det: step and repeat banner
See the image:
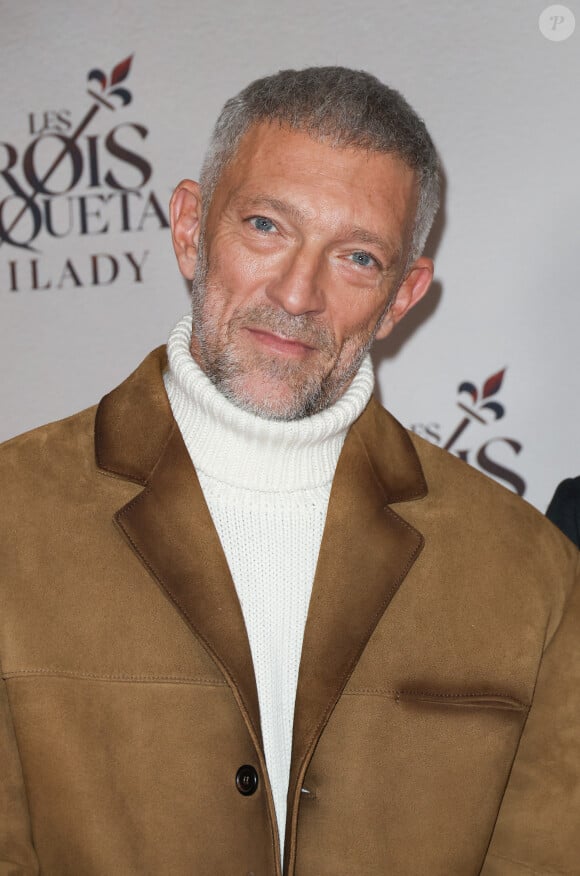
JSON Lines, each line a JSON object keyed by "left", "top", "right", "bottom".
{"left": 1, "top": 0, "right": 579, "bottom": 512}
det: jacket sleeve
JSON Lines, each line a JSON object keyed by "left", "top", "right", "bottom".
{"left": 481, "top": 550, "right": 580, "bottom": 875}
{"left": 0, "top": 675, "right": 39, "bottom": 874}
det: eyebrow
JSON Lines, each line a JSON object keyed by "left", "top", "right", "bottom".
{"left": 238, "top": 195, "right": 307, "bottom": 225}
{"left": 348, "top": 227, "right": 399, "bottom": 260}
{"left": 236, "top": 194, "right": 400, "bottom": 262}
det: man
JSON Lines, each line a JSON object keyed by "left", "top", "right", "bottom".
{"left": 1, "top": 67, "right": 579, "bottom": 875}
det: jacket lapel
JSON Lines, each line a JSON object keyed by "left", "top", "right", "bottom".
{"left": 287, "top": 397, "right": 426, "bottom": 846}
{"left": 95, "top": 348, "right": 262, "bottom": 749}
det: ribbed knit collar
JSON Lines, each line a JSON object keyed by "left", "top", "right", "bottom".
{"left": 164, "top": 314, "right": 374, "bottom": 492}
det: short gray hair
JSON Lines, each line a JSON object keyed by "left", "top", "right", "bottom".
{"left": 199, "top": 66, "right": 440, "bottom": 263}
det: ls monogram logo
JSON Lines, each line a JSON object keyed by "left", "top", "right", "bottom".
{"left": 410, "top": 368, "right": 526, "bottom": 496}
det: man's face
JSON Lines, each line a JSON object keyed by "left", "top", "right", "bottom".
{"left": 171, "top": 122, "right": 433, "bottom": 419}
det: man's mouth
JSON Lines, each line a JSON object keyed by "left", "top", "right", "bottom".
{"left": 245, "top": 327, "right": 315, "bottom": 357}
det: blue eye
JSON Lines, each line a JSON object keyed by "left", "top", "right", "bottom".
{"left": 350, "top": 251, "right": 375, "bottom": 268}
{"left": 250, "top": 216, "right": 276, "bottom": 233}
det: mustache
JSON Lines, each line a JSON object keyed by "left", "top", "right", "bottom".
{"left": 228, "top": 304, "right": 336, "bottom": 355}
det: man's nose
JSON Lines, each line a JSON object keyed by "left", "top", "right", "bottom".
{"left": 265, "top": 246, "right": 325, "bottom": 315}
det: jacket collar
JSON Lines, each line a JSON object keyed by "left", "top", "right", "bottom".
{"left": 95, "top": 347, "right": 174, "bottom": 485}
{"left": 96, "top": 348, "right": 427, "bottom": 863}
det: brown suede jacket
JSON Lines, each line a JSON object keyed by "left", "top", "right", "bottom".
{"left": 1, "top": 348, "right": 579, "bottom": 875}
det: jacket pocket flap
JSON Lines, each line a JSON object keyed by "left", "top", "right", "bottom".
{"left": 396, "top": 690, "right": 528, "bottom": 711}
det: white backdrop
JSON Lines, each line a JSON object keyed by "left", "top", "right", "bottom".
{"left": 1, "top": 0, "right": 579, "bottom": 511}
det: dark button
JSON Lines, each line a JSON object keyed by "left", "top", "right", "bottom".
{"left": 236, "top": 764, "right": 259, "bottom": 796}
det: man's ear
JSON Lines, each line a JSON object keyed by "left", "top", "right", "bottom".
{"left": 170, "top": 179, "right": 203, "bottom": 280}
{"left": 375, "top": 257, "right": 434, "bottom": 341}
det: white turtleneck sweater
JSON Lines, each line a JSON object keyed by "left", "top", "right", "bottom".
{"left": 163, "top": 314, "right": 374, "bottom": 853}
